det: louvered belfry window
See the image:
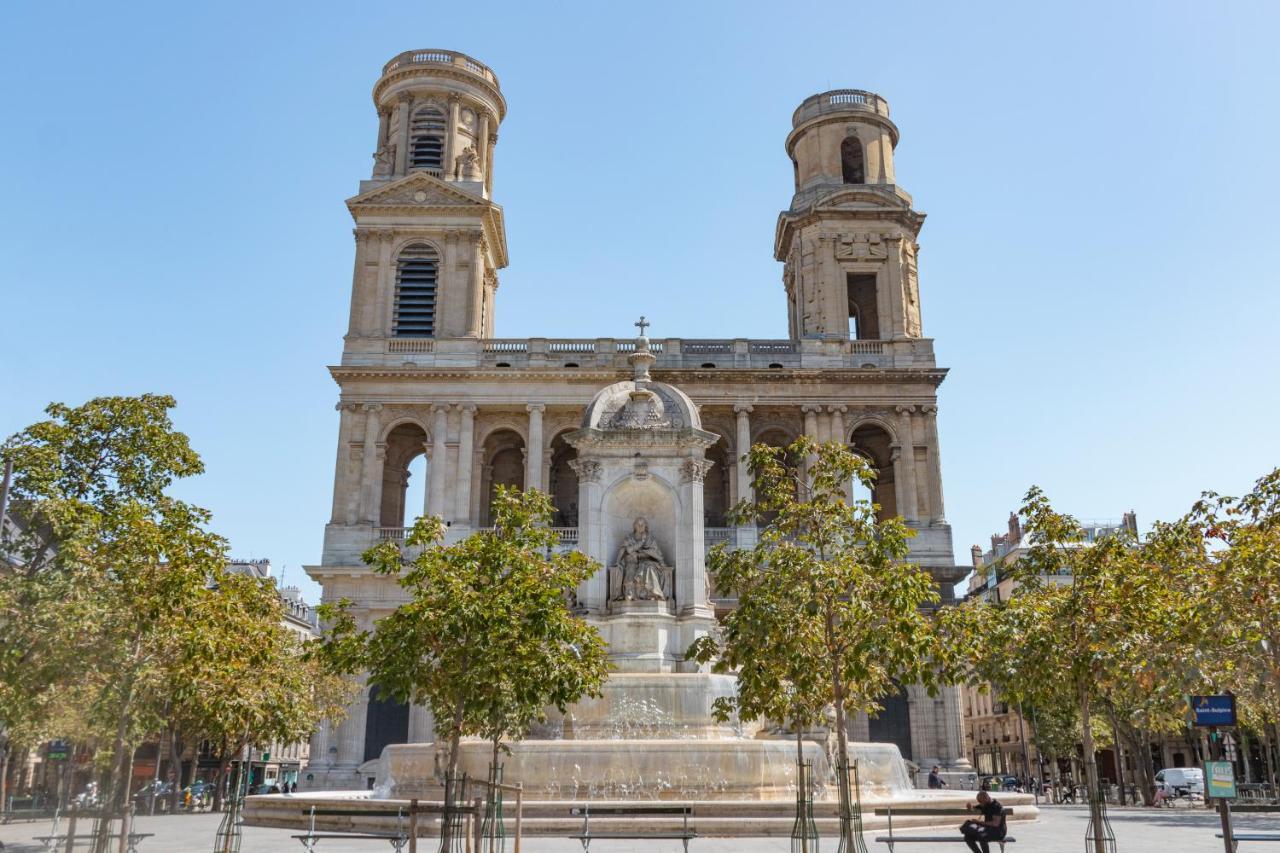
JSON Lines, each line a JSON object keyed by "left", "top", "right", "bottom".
{"left": 410, "top": 105, "right": 446, "bottom": 170}
{"left": 393, "top": 244, "right": 439, "bottom": 337}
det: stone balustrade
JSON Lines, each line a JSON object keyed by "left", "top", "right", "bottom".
{"left": 346, "top": 336, "right": 935, "bottom": 370}
{"left": 791, "top": 89, "right": 890, "bottom": 126}
{"left": 381, "top": 49, "right": 499, "bottom": 87}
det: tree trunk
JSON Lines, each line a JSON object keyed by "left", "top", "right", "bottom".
{"left": 1241, "top": 729, "right": 1254, "bottom": 784}
{"left": 0, "top": 739, "right": 10, "bottom": 815}
{"left": 1078, "top": 681, "right": 1105, "bottom": 853}
{"left": 94, "top": 669, "right": 139, "bottom": 853}
{"left": 828, "top": 633, "right": 853, "bottom": 852}
{"left": 211, "top": 755, "right": 231, "bottom": 813}
{"left": 440, "top": 700, "right": 467, "bottom": 853}
{"left": 1133, "top": 727, "right": 1155, "bottom": 806}
{"left": 167, "top": 728, "right": 183, "bottom": 813}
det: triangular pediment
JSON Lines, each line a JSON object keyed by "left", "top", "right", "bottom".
{"left": 346, "top": 171, "right": 487, "bottom": 210}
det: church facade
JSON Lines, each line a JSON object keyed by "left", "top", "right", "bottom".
{"left": 305, "top": 49, "right": 969, "bottom": 790}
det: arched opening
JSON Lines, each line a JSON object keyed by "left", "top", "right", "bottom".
{"left": 850, "top": 423, "right": 897, "bottom": 520}
{"left": 548, "top": 432, "right": 578, "bottom": 526}
{"left": 847, "top": 273, "right": 878, "bottom": 340}
{"left": 379, "top": 423, "right": 429, "bottom": 528}
{"left": 480, "top": 428, "right": 525, "bottom": 525}
{"left": 841, "top": 136, "right": 865, "bottom": 184}
{"left": 409, "top": 105, "right": 446, "bottom": 171}
{"left": 393, "top": 243, "right": 439, "bottom": 338}
{"left": 867, "top": 685, "right": 912, "bottom": 761}
{"left": 363, "top": 685, "right": 410, "bottom": 763}
{"left": 704, "top": 435, "right": 731, "bottom": 527}
{"left": 754, "top": 427, "right": 800, "bottom": 527}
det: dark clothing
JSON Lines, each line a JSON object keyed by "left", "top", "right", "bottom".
{"left": 960, "top": 799, "right": 1006, "bottom": 853}
{"left": 928, "top": 771, "right": 947, "bottom": 789}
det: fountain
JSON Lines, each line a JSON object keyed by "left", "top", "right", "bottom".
{"left": 244, "top": 336, "right": 1036, "bottom": 835}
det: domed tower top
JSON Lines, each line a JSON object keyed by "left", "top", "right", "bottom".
{"left": 368, "top": 50, "right": 506, "bottom": 195}
{"left": 786, "top": 89, "right": 899, "bottom": 210}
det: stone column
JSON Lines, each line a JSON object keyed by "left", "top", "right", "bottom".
{"left": 393, "top": 95, "right": 411, "bottom": 176}
{"left": 453, "top": 404, "right": 476, "bottom": 526}
{"left": 407, "top": 704, "right": 435, "bottom": 744}
{"left": 886, "top": 236, "right": 907, "bottom": 340}
{"left": 921, "top": 405, "right": 947, "bottom": 523}
{"left": 331, "top": 402, "right": 358, "bottom": 524}
{"left": 376, "top": 108, "right": 390, "bottom": 152}
{"left": 441, "top": 231, "right": 459, "bottom": 336}
{"left": 427, "top": 405, "right": 449, "bottom": 518}
{"left": 421, "top": 440, "right": 432, "bottom": 519}
{"left": 359, "top": 404, "right": 383, "bottom": 524}
{"left": 733, "top": 405, "right": 753, "bottom": 506}
{"left": 347, "top": 231, "right": 369, "bottom": 338}
{"left": 895, "top": 405, "right": 920, "bottom": 523}
{"left": 445, "top": 94, "right": 461, "bottom": 176}
{"left": 828, "top": 406, "right": 851, "bottom": 501}
{"left": 477, "top": 112, "right": 491, "bottom": 184}
{"left": 679, "top": 458, "right": 715, "bottom": 619}
{"left": 828, "top": 405, "right": 847, "bottom": 447}
{"left": 570, "top": 459, "right": 605, "bottom": 612}
{"left": 485, "top": 132, "right": 497, "bottom": 196}
{"left": 525, "top": 404, "right": 545, "bottom": 491}
{"left": 466, "top": 236, "right": 484, "bottom": 338}
{"left": 802, "top": 405, "right": 821, "bottom": 478}
{"left": 333, "top": 677, "right": 370, "bottom": 772}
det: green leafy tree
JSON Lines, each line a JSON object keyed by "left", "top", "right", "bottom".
{"left": 1, "top": 396, "right": 220, "bottom": 853}
{"left": 316, "top": 486, "right": 610, "bottom": 820}
{"left": 688, "top": 438, "right": 960, "bottom": 852}
{"left": 1192, "top": 468, "right": 1280, "bottom": 788}
{"left": 164, "top": 568, "right": 353, "bottom": 812}
{"left": 971, "top": 488, "right": 1208, "bottom": 849}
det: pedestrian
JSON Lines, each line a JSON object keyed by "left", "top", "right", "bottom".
{"left": 958, "top": 790, "right": 1007, "bottom": 853}
{"left": 928, "top": 765, "right": 948, "bottom": 789}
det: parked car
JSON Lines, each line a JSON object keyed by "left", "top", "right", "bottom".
{"left": 1155, "top": 767, "right": 1204, "bottom": 797}
{"left": 131, "top": 781, "right": 173, "bottom": 803}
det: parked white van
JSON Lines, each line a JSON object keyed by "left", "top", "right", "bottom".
{"left": 1155, "top": 767, "right": 1205, "bottom": 796}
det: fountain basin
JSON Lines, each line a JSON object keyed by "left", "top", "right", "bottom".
{"left": 379, "top": 738, "right": 830, "bottom": 801}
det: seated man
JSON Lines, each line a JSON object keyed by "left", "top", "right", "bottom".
{"left": 960, "top": 790, "right": 1007, "bottom": 853}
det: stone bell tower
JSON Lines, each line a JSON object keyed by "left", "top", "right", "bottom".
{"left": 776, "top": 90, "right": 924, "bottom": 343}
{"left": 342, "top": 50, "right": 508, "bottom": 345}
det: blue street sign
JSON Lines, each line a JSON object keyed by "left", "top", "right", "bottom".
{"left": 1190, "top": 695, "right": 1236, "bottom": 727}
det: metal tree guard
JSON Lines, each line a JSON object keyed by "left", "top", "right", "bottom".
{"left": 481, "top": 763, "right": 506, "bottom": 853}
{"left": 835, "top": 759, "right": 869, "bottom": 853}
{"left": 1083, "top": 779, "right": 1118, "bottom": 853}
{"left": 439, "top": 772, "right": 470, "bottom": 853}
{"left": 791, "top": 760, "right": 820, "bottom": 853}
{"left": 213, "top": 795, "right": 243, "bottom": 853}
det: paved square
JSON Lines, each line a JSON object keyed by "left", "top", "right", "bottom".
{"left": 2, "top": 806, "right": 1277, "bottom": 852}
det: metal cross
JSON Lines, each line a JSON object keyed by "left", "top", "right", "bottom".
{"left": 634, "top": 315, "right": 650, "bottom": 336}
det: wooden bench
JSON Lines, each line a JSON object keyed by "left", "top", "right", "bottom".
{"left": 569, "top": 804, "right": 696, "bottom": 852}
{"left": 1218, "top": 835, "right": 1280, "bottom": 843}
{"left": 873, "top": 807, "right": 1015, "bottom": 852}
{"left": 32, "top": 833, "right": 154, "bottom": 852}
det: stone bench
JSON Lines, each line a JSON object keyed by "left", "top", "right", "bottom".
{"left": 569, "top": 804, "right": 696, "bottom": 852}
{"left": 873, "top": 807, "right": 1015, "bottom": 852}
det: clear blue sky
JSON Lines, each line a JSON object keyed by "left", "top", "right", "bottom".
{"left": 3, "top": 1, "right": 1278, "bottom": 603}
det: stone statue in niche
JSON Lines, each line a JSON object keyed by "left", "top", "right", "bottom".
{"left": 611, "top": 517, "right": 672, "bottom": 602}
{"left": 372, "top": 144, "right": 395, "bottom": 178}
{"left": 455, "top": 145, "right": 481, "bottom": 180}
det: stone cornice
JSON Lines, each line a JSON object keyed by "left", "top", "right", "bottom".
{"left": 328, "top": 365, "right": 948, "bottom": 387}
{"left": 373, "top": 66, "right": 506, "bottom": 120}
